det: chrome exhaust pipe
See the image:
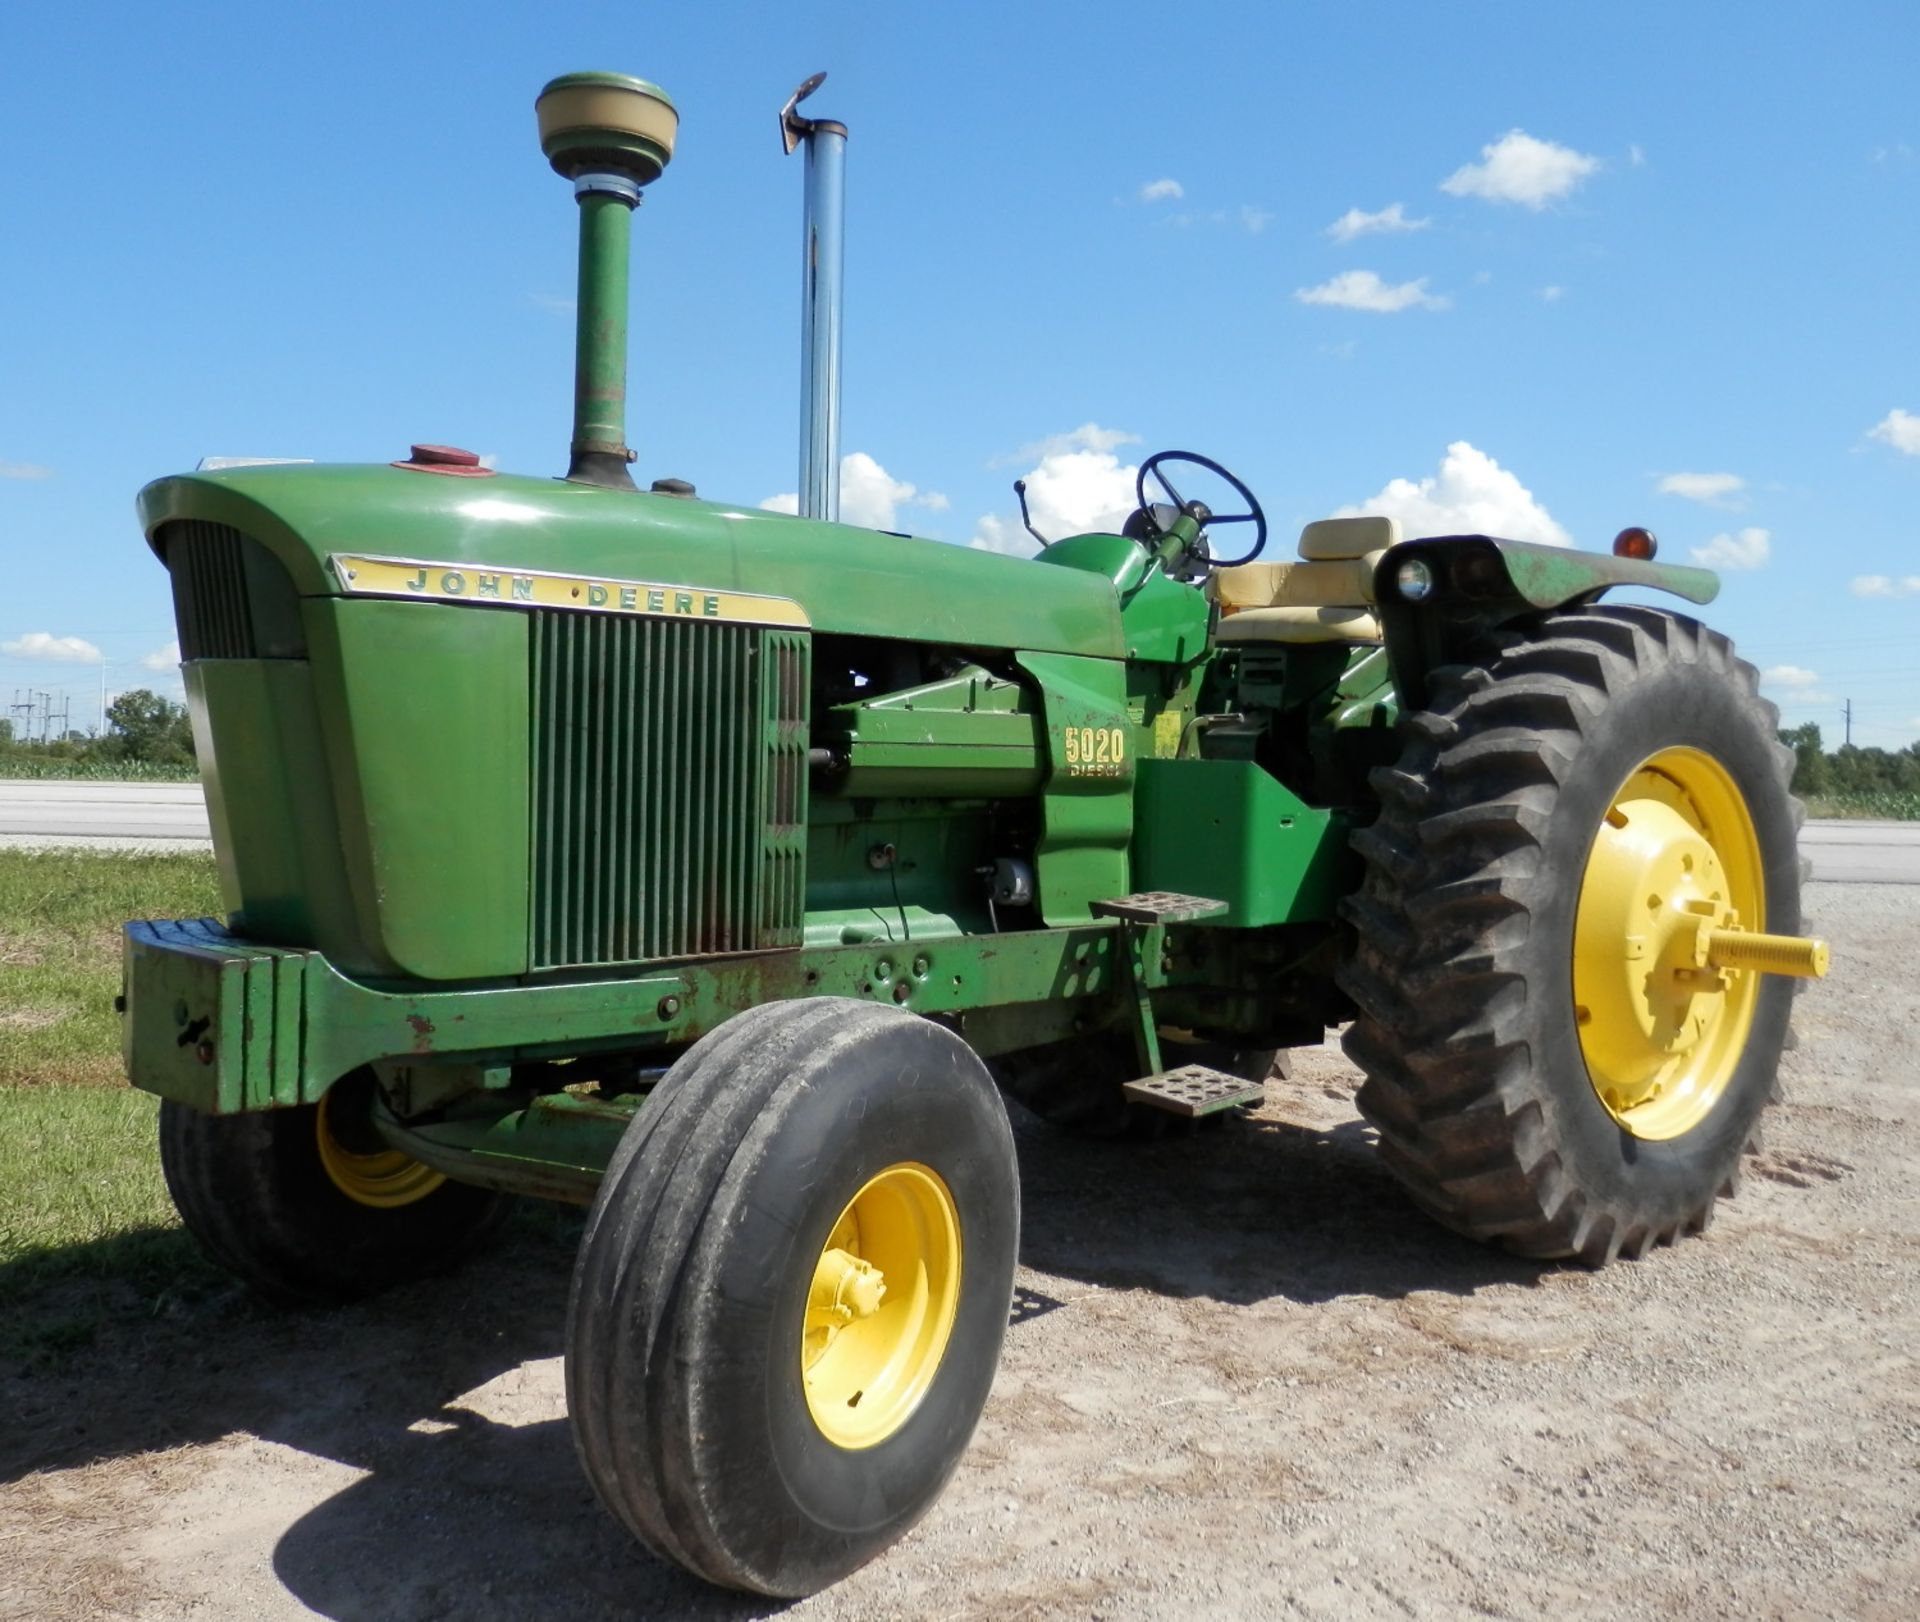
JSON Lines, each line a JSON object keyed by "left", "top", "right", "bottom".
{"left": 781, "top": 73, "right": 846, "bottom": 522}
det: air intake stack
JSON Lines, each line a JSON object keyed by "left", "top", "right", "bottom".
{"left": 535, "top": 72, "right": 679, "bottom": 490}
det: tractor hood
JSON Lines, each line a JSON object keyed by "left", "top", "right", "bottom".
{"left": 138, "top": 462, "right": 1126, "bottom": 659}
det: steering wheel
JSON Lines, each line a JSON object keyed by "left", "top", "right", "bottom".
{"left": 1134, "top": 450, "right": 1268, "bottom": 567}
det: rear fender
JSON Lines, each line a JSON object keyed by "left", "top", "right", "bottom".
{"left": 1373, "top": 534, "right": 1719, "bottom": 710}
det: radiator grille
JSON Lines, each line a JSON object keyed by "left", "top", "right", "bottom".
{"left": 167, "top": 521, "right": 257, "bottom": 660}
{"left": 530, "top": 612, "right": 809, "bottom": 969}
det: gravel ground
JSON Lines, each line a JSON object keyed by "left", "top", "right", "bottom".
{"left": 2, "top": 879, "right": 1914, "bottom": 1621}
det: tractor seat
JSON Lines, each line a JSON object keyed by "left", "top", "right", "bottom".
{"left": 1206, "top": 515, "right": 1402, "bottom": 644}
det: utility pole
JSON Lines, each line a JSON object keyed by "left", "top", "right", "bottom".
{"left": 1843, "top": 698, "right": 1853, "bottom": 748}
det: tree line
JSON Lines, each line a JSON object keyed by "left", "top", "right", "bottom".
{"left": 1778, "top": 723, "right": 1920, "bottom": 801}
{"left": 0, "top": 689, "right": 195, "bottom": 769}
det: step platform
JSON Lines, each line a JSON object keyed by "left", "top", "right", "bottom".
{"left": 1090, "top": 891, "right": 1228, "bottom": 924}
{"left": 1122, "top": 1063, "right": 1266, "bottom": 1118}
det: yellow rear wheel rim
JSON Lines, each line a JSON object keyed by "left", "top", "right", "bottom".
{"left": 1573, "top": 746, "right": 1764, "bottom": 1140}
{"left": 315, "top": 1089, "right": 445, "bottom": 1209}
{"left": 801, "top": 1161, "right": 962, "bottom": 1450}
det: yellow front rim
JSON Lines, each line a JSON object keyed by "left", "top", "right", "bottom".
{"left": 315, "top": 1089, "right": 446, "bottom": 1209}
{"left": 801, "top": 1162, "right": 962, "bottom": 1450}
{"left": 1573, "top": 746, "right": 1764, "bottom": 1140}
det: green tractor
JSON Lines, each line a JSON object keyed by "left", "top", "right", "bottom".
{"left": 124, "top": 71, "right": 1828, "bottom": 1596}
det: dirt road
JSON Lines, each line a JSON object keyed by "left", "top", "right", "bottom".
{"left": 3, "top": 879, "right": 1915, "bottom": 1620}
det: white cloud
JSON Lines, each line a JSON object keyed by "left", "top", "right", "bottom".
{"left": 1867, "top": 409, "right": 1920, "bottom": 456}
{"left": 837, "top": 452, "right": 920, "bottom": 531}
{"left": 1325, "top": 202, "right": 1430, "bottom": 243}
{"left": 1335, "top": 442, "right": 1572, "bottom": 548}
{"left": 0, "top": 460, "right": 52, "bottom": 480}
{"left": 970, "top": 514, "right": 1038, "bottom": 557}
{"left": 1628, "top": 144, "right": 1647, "bottom": 167}
{"left": 1159, "top": 203, "right": 1272, "bottom": 233}
{"left": 1850, "top": 574, "right": 1920, "bottom": 598}
{"left": 1539, "top": 285, "right": 1566, "bottom": 302}
{"left": 1295, "top": 270, "right": 1448, "bottom": 313}
{"left": 971, "top": 432, "right": 1144, "bottom": 555}
{"left": 993, "top": 423, "right": 1140, "bottom": 467}
{"left": 1690, "top": 527, "right": 1771, "bottom": 570}
{"left": 528, "top": 292, "right": 576, "bottom": 316}
{"left": 3, "top": 631, "right": 103, "bottom": 663}
{"left": 760, "top": 453, "right": 946, "bottom": 533}
{"left": 1657, "top": 471, "right": 1746, "bottom": 507}
{"left": 141, "top": 640, "right": 181, "bottom": 672}
{"left": 1762, "top": 665, "right": 1821, "bottom": 691}
{"left": 1139, "top": 178, "right": 1184, "bottom": 202}
{"left": 1441, "top": 130, "right": 1601, "bottom": 209}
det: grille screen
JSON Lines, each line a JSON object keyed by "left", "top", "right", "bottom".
{"left": 167, "top": 521, "right": 257, "bottom": 660}
{"left": 529, "top": 612, "right": 809, "bottom": 969}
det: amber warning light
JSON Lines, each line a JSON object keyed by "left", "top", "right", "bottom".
{"left": 1613, "top": 527, "right": 1658, "bottom": 560}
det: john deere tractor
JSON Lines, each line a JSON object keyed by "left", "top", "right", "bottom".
{"left": 123, "top": 71, "right": 1828, "bottom": 1596}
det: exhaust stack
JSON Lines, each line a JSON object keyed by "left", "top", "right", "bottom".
{"left": 535, "top": 72, "right": 679, "bottom": 490}
{"left": 781, "top": 74, "right": 846, "bottom": 522}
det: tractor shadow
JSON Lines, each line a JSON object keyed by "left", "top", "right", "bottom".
{"left": 1007, "top": 1087, "right": 1545, "bottom": 1307}
{"left": 2, "top": 1211, "right": 789, "bottom": 1620}
{"left": 1, "top": 1066, "right": 1537, "bottom": 1620}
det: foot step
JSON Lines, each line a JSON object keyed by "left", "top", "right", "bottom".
{"left": 1122, "top": 1064, "right": 1265, "bottom": 1118}
{"left": 1090, "top": 892, "right": 1228, "bottom": 924}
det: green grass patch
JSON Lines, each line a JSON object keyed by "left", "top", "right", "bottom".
{"left": 1804, "top": 790, "right": 1920, "bottom": 821}
{"left": 0, "top": 1084, "right": 219, "bottom": 1365}
{"left": 0, "top": 848, "right": 222, "bottom": 1088}
{"left": 0, "top": 758, "right": 198, "bottom": 782}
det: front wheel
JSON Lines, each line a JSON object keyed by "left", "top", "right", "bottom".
{"left": 158, "top": 1070, "right": 508, "bottom": 1303}
{"left": 565, "top": 999, "right": 1019, "bottom": 1597}
{"left": 1340, "top": 607, "right": 1815, "bottom": 1264}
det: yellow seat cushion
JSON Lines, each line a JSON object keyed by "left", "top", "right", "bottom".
{"left": 1298, "top": 515, "right": 1401, "bottom": 560}
{"left": 1208, "top": 551, "right": 1386, "bottom": 614}
{"left": 1215, "top": 605, "right": 1383, "bottom": 644}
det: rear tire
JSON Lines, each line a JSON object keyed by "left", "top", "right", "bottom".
{"left": 565, "top": 999, "right": 1019, "bottom": 1597}
{"left": 1340, "top": 607, "right": 1803, "bottom": 1264}
{"left": 158, "top": 1070, "right": 508, "bottom": 1304}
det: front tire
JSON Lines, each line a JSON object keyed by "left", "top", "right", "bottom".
{"left": 158, "top": 1070, "right": 508, "bottom": 1304}
{"left": 565, "top": 999, "right": 1019, "bottom": 1597}
{"left": 1340, "top": 607, "right": 1804, "bottom": 1264}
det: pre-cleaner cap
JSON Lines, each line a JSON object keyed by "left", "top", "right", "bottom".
{"left": 536, "top": 71, "right": 678, "bottom": 184}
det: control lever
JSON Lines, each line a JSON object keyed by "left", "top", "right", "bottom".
{"left": 1012, "top": 478, "right": 1050, "bottom": 549}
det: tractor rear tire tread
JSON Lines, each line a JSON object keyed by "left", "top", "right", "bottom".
{"left": 1338, "top": 607, "right": 1803, "bottom": 1265}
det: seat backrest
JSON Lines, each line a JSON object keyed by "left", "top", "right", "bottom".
{"left": 1297, "top": 515, "right": 1401, "bottom": 561}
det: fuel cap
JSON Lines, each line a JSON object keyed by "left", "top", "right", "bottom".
{"left": 393, "top": 444, "right": 495, "bottom": 478}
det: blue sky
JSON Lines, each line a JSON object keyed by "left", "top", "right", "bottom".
{"left": 2, "top": 1, "right": 1915, "bottom": 746}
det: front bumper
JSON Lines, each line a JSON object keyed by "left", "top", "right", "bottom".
{"left": 121, "top": 919, "right": 695, "bottom": 1113}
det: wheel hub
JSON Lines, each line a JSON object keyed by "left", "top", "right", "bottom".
{"left": 1576, "top": 795, "right": 1738, "bottom": 1107}
{"left": 1572, "top": 747, "right": 1823, "bottom": 1141}
{"left": 800, "top": 1162, "right": 961, "bottom": 1450}
{"left": 315, "top": 1087, "right": 446, "bottom": 1209}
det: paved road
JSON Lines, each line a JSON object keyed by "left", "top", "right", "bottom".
{"left": 0, "top": 779, "right": 212, "bottom": 849}
{"left": 1798, "top": 818, "right": 1920, "bottom": 886}
{"left": 1, "top": 782, "right": 1917, "bottom": 882}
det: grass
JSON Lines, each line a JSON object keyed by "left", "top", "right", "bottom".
{"left": 0, "top": 848, "right": 222, "bottom": 1089}
{"left": 0, "top": 758, "right": 198, "bottom": 782}
{"left": 0, "top": 850, "right": 226, "bottom": 1360}
{"left": 1804, "top": 790, "right": 1920, "bottom": 821}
